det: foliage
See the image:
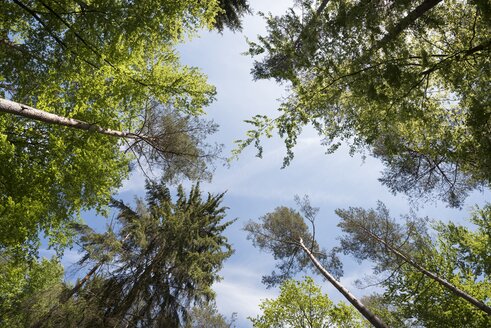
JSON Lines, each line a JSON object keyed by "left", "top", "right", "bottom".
{"left": 214, "top": 0, "right": 251, "bottom": 32}
{"left": 359, "top": 294, "right": 407, "bottom": 328}
{"left": 336, "top": 202, "right": 432, "bottom": 275}
{"left": 0, "top": 0, "right": 225, "bottom": 252}
{"left": 245, "top": 196, "right": 342, "bottom": 287}
{"left": 0, "top": 251, "right": 64, "bottom": 327}
{"left": 240, "top": 0, "right": 491, "bottom": 206}
{"left": 185, "top": 302, "right": 237, "bottom": 328}
{"left": 337, "top": 203, "right": 491, "bottom": 327}
{"left": 250, "top": 276, "right": 367, "bottom": 328}
{"left": 52, "top": 180, "right": 233, "bottom": 327}
{"left": 3, "top": 180, "right": 233, "bottom": 327}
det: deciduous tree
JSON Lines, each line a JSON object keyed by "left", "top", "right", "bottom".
{"left": 238, "top": 0, "right": 491, "bottom": 206}
{"left": 0, "top": 0, "right": 229, "bottom": 252}
{"left": 250, "top": 276, "right": 367, "bottom": 328}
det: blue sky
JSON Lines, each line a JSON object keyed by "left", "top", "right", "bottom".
{"left": 51, "top": 1, "right": 490, "bottom": 326}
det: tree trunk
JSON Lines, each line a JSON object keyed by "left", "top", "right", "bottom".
{"left": 354, "top": 223, "right": 491, "bottom": 315}
{"left": 0, "top": 97, "right": 142, "bottom": 140}
{"left": 298, "top": 238, "right": 389, "bottom": 328}
{"left": 374, "top": 0, "right": 443, "bottom": 51}
{"left": 61, "top": 262, "right": 101, "bottom": 303}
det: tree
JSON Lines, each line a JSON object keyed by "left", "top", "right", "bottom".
{"left": 0, "top": 251, "right": 64, "bottom": 327}
{"left": 214, "top": 0, "right": 251, "bottom": 32}
{"left": 250, "top": 276, "right": 367, "bottom": 328}
{"left": 358, "top": 294, "right": 407, "bottom": 328}
{"left": 0, "top": 0, "right": 227, "bottom": 252}
{"left": 239, "top": 0, "right": 491, "bottom": 206}
{"left": 245, "top": 197, "right": 388, "bottom": 328}
{"left": 186, "top": 302, "right": 237, "bottom": 328}
{"left": 25, "top": 180, "right": 234, "bottom": 328}
{"left": 336, "top": 202, "right": 491, "bottom": 326}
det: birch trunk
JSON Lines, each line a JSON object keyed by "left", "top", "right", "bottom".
{"left": 0, "top": 98, "right": 142, "bottom": 140}
{"left": 299, "top": 238, "right": 389, "bottom": 328}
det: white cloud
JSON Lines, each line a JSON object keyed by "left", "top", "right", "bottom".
{"left": 214, "top": 265, "right": 279, "bottom": 326}
{"left": 118, "top": 168, "right": 147, "bottom": 194}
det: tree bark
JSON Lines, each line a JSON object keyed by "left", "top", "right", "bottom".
{"left": 0, "top": 97, "right": 142, "bottom": 139}
{"left": 61, "top": 262, "right": 101, "bottom": 303}
{"left": 298, "top": 238, "right": 389, "bottom": 328}
{"left": 354, "top": 222, "right": 491, "bottom": 315}
{"left": 374, "top": 0, "right": 444, "bottom": 51}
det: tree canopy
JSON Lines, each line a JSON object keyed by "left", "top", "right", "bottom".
{"left": 245, "top": 197, "right": 388, "bottom": 327}
{"left": 250, "top": 276, "right": 367, "bottom": 328}
{"left": 244, "top": 196, "right": 343, "bottom": 287}
{"left": 336, "top": 202, "right": 491, "bottom": 326}
{"left": 3, "top": 180, "right": 234, "bottom": 327}
{"left": 2, "top": 1, "right": 490, "bottom": 326}
{"left": 239, "top": 0, "right": 491, "bottom": 207}
{"left": 0, "top": 0, "right": 230, "bottom": 252}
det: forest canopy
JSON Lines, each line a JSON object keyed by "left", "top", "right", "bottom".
{"left": 0, "top": 1, "right": 489, "bottom": 327}
{"left": 0, "top": 0, "right": 243, "bottom": 252}
{"left": 238, "top": 0, "right": 491, "bottom": 207}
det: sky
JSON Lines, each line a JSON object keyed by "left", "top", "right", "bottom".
{"left": 51, "top": 1, "right": 490, "bottom": 326}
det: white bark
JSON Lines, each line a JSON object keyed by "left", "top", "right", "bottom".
{"left": 355, "top": 223, "right": 491, "bottom": 315}
{"left": 0, "top": 97, "right": 141, "bottom": 139}
{"left": 299, "top": 238, "right": 389, "bottom": 328}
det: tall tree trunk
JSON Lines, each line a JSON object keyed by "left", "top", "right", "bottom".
{"left": 298, "top": 238, "right": 389, "bottom": 328}
{"left": 61, "top": 262, "right": 102, "bottom": 303}
{"left": 0, "top": 98, "right": 142, "bottom": 140}
{"left": 353, "top": 222, "right": 491, "bottom": 315}
{"left": 374, "top": 0, "right": 443, "bottom": 51}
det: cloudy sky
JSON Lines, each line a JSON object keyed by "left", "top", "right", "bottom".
{"left": 53, "top": 1, "right": 490, "bottom": 326}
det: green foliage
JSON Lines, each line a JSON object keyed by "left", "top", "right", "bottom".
{"left": 336, "top": 202, "right": 431, "bottom": 274}
{"left": 0, "top": 181, "right": 233, "bottom": 327}
{"left": 0, "top": 251, "right": 64, "bottom": 327}
{"left": 0, "top": 0, "right": 224, "bottom": 252}
{"left": 245, "top": 196, "right": 342, "bottom": 287}
{"left": 250, "top": 276, "right": 367, "bottom": 328}
{"left": 40, "top": 180, "right": 235, "bottom": 327}
{"left": 435, "top": 203, "right": 491, "bottom": 277}
{"left": 185, "top": 302, "right": 237, "bottom": 328}
{"left": 337, "top": 203, "right": 491, "bottom": 327}
{"left": 242, "top": 0, "right": 491, "bottom": 206}
{"left": 214, "top": 0, "right": 251, "bottom": 32}
{"left": 359, "top": 294, "right": 407, "bottom": 328}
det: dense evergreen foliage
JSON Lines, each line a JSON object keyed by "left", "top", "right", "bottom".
{"left": 2, "top": 181, "right": 233, "bottom": 327}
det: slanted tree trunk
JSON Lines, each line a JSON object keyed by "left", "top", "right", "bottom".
{"left": 374, "top": 0, "right": 444, "bottom": 51}
{"left": 61, "top": 262, "right": 101, "bottom": 303}
{"left": 0, "top": 97, "right": 142, "bottom": 140}
{"left": 351, "top": 222, "right": 491, "bottom": 315}
{"left": 298, "top": 238, "right": 389, "bottom": 328}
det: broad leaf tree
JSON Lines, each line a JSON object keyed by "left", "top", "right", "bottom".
{"left": 250, "top": 276, "right": 367, "bottom": 328}
{"left": 0, "top": 251, "right": 63, "bottom": 327}
{"left": 239, "top": 0, "right": 491, "bottom": 206}
{"left": 336, "top": 203, "right": 491, "bottom": 326}
{"left": 0, "top": 0, "right": 231, "bottom": 252}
